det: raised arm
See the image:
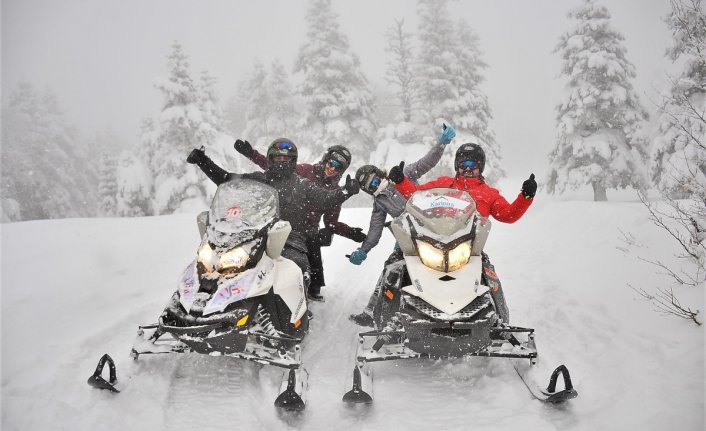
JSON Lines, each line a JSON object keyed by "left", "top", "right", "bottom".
{"left": 234, "top": 139, "right": 268, "bottom": 171}
{"left": 187, "top": 147, "right": 233, "bottom": 185}
{"left": 404, "top": 125, "right": 454, "bottom": 183}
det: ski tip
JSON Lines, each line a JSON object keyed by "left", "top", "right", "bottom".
{"left": 342, "top": 389, "right": 373, "bottom": 404}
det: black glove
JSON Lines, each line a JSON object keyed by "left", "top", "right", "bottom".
{"left": 234, "top": 139, "right": 253, "bottom": 157}
{"left": 388, "top": 161, "right": 405, "bottom": 184}
{"left": 350, "top": 227, "right": 367, "bottom": 243}
{"left": 186, "top": 146, "right": 206, "bottom": 164}
{"left": 343, "top": 174, "right": 360, "bottom": 196}
{"left": 315, "top": 227, "right": 334, "bottom": 247}
{"left": 521, "top": 173, "right": 537, "bottom": 199}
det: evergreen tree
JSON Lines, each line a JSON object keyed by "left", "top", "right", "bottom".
{"left": 114, "top": 148, "right": 153, "bottom": 217}
{"left": 1, "top": 82, "right": 97, "bottom": 220}
{"left": 415, "top": 0, "right": 503, "bottom": 183}
{"left": 385, "top": 18, "right": 416, "bottom": 123}
{"left": 294, "top": 0, "right": 377, "bottom": 161}
{"left": 241, "top": 60, "right": 275, "bottom": 147}
{"left": 268, "top": 59, "right": 298, "bottom": 141}
{"left": 147, "top": 41, "right": 221, "bottom": 214}
{"left": 650, "top": 0, "right": 706, "bottom": 197}
{"left": 548, "top": 0, "right": 649, "bottom": 201}
{"left": 97, "top": 150, "right": 118, "bottom": 216}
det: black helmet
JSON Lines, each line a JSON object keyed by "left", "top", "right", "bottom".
{"left": 455, "top": 143, "right": 485, "bottom": 173}
{"left": 321, "top": 145, "right": 352, "bottom": 173}
{"left": 267, "top": 138, "right": 298, "bottom": 173}
{"left": 356, "top": 165, "right": 386, "bottom": 195}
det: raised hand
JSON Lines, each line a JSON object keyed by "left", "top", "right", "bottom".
{"left": 522, "top": 173, "right": 537, "bottom": 199}
{"left": 186, "top": 146, "right": 206, "bottom": 164}
{"left": 234, "top": 139, "right": 253, "bottom": 157}
{"left": 439, "top": 124, "right": 456, "bottom": 145}
{"left": 388, "top": 161, "right": 406, "bottom": 184}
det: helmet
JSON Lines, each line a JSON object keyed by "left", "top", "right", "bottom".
{"left": 454, "top": 143, "right": 485, "bottom": 173}
{"left": 321, "top": 145, "right": 352, "bottom": 173}
{"left": 356, "top": 165, "right": 386, "bottom": 195}
{"left": 267, "top": 138, "right": 298, "bottom": 174}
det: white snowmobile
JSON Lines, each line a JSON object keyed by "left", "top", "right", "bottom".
{"left": 88, "top": 178, "right": 310, "bottom": 411}
{"left": 343, "top": 188, "right": 578, "bottom": 404}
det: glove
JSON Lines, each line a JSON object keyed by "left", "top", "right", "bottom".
{"left": 343, "top": 174, "right": 360, "bottom": 196}
{"left": 186, "top": 146, "right": 206, "bottom": 164}
{"left": 316, "top": 227, "right": 334, "bottom": 247}
{"left": 388, "top": 161, "right": 405, "bottom": 184}
{"left": 349, "top": 248, "right": 367, "bottom": 265}
{"left": 439, "top": 124, "right": 456, "bottom": 145}
{"left": 521, "top": 173, "right": 537, "bottom": 199}
{"left": 350, "top": 228, "right": 367, "bottom": 243}
{"left": 234, "top": 139, "right": 253, "bottom": 157}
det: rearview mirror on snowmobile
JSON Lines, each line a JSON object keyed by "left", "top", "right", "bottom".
{"left": 266, "top": 220, "right": 291, "bottom": 259}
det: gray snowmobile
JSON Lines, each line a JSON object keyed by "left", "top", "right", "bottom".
{"left": 343, "top": 188, "right": 578, "bottom": 404}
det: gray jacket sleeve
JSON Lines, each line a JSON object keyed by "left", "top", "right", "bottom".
{"left": 403, "top": 142, "right": 445, "bottom": 185}
{"left": 359, "top": 203, "right": 388, "bottom": 253}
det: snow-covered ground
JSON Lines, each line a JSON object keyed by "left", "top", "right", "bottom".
{"left": 1, "top": 192, "right": 704, "bottom": 430}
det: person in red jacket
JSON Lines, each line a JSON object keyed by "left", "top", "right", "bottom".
{"left": 389, "top": 143, "right": 537, "bottom": 221}
{"left": 234, "top": 139, "right": 366, "bottom": 301}
{"left": 387, "top": 142, "right": 537, "bottom": 323}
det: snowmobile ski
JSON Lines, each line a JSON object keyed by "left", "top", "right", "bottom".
{"left": 86, "top": 354, "right": 120, "bottom": 393}
{"left": 512, "top": 360, "right": 578, "bottom": 403}
{"left": 342, "top": 363, "right": 373, "bottom": 404}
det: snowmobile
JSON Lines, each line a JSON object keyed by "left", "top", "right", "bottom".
{"left": 343, "top": 188, "right": 578, "bottom": 404}
{"left": 88, "top": 178, "right": 310, "bottom": 411}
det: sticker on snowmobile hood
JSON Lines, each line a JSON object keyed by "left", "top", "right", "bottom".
{"left": 178, "top": 262, "right": 198, "bottom": 311}
{"left": 413, "top": 195, "right": 472, "bottom": 211}
{"left": 202, "top": 257, "right": 275, "bottom": 315}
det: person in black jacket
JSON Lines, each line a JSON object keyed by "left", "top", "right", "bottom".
{"left": 187, "top": 138, "right": 359, "bottom": 294}
{"left": 234, "top": 140, "right": 366, "bottom": 301}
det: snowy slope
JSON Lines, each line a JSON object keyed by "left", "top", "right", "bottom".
{"left": 1, "top": 197, "right": 703, "bottom": 430}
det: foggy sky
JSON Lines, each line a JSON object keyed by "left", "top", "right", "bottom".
{"left": 2, "top": 0, "right": 673, "bottom": 176}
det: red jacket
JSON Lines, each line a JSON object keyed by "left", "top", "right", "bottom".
{"left": 395, "top": 175, "right": 533, "bottom": 223}
{"left": 249, "top": 150, "right": 360, "bottom": 238}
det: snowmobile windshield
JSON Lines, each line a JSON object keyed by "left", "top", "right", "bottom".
{"left": 406, "top": 188, "right": 476, "bottom": 237}
{"left": 208, "top": 179, "right": 279, "bottom": 247}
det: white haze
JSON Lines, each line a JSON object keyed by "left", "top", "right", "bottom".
{"left": 2, "top": 0, "right": 673, "bottom": 174}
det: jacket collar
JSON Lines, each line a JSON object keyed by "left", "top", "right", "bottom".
{"left": 453, "top": 175, "right": 484, "bottom": 188}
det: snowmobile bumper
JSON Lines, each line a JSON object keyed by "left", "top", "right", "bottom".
{"left": 352, "top": 325, "right": 537, "bottom": 363}
{"left": 130, "top": 324, "right": 303, "bottom": 369}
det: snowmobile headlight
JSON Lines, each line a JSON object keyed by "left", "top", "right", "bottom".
{"left": 417, "top": 240, "right": 445, "bottom": 272}
{"left": 447, "top": 241, "right": 472, "bottom": 272}
{"left": 219, "top": 246, "right": 250, "bottom": 271}
{"left": 198, "top": 242, "right": 217, "bottom": 271}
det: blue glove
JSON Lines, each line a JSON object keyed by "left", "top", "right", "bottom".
{"left": 439, "top": 124, "right": 456, "bottom": 145}
{"left": 349, "top": 248, "right": 367, "bottom": 265}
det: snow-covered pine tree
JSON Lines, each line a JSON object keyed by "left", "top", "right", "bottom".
{"left": 414, "top": 0, "right": 503, "bottom": 183}
{"left": 650, "top": 0, "right": 706, "bottom": 197}
{"left": 294, "top": 0, "right": 377, "bottom": 162}
{"left": 114, "top": 148, "right": 153, "bottom": 217}
{"left": 548, "top": 0, "right": 649, "bottom": 201}
{"left": 239, "top": 59, "right": 299, "bottom": 154}
{"left": 148, "top": 41, "right": 221, "bottom": 214}
{"left": 97, "top": 150, "right": 118, "bottom": 216}
{"left": 268, "top": 59, "right": 298, "bottom": 142}
{"left": 1, "top": 82, "right": 97, "bottom": 220}
{"left": 385, "top": 18, "right": 416, "bottom": 123}
{"left": 240, "top": 60, "right": 272, "bottom": 148}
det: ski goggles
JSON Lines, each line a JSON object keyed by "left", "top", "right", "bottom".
{"left": 365, "top": 176, "right": 382, "bottom": 193}
{"left": 459, "top": 160, "right": 479, "bottom": 170}
{"left": 276, "top": 141, "right": 294, "bottom": 150}
{"left": 327, "top": 158, "right": 345, "bottom": 171}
